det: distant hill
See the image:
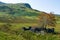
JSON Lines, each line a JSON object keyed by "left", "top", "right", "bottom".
{"left": 0, "top": 2, "right": 59, "bottom": 23}
{"left": 0, "top": 2, "right": 41, "bottom": 23}
{"left": 0, "top": 2, "right": 40, "bottom": 16}
{"left": 0, "top": 2, "right": 5, "bottom": 4}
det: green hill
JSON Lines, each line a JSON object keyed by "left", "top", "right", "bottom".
{"left": 0, "top": 2, "right": 59, "bottom": 23}
{"left": 0, "top": 2, "right": 60, "bottom": 23}
{"left": 0, "top": 2, "right": 41, "bottom": 23}
{"left": 0, "top": 2, "right": 40, "bottom": 16}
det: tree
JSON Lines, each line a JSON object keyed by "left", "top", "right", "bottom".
{"left": 38, "top": 12, "right": 56, "bottom": 28}
{"left": 47, "top": 12, "right": 56, "bottom": 27}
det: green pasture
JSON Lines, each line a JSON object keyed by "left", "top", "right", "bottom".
{"left": 0, "top": 21, "right": 60, "bottom": 40}
{"left": 0, "top": 22, "right": 60, "bottom": 32}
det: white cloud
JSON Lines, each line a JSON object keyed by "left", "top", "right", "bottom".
{"left": 0, "top": 0, "right": 27, "bottom": 3}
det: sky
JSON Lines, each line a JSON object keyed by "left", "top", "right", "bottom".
{"left": 0, "top": 0, "right": 60, "bottom": 14}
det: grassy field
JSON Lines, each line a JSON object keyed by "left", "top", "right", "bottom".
{"left": 0, "top": 22, "right": 60, "bottom": 31}
{"left": 0, "top": 21, "right": 60, "bottom": 40}
{"left": 0, "top": 29, "right": 60, "bottom": 40}
{"left": 0, "top": 23, "right": 60, "bottom": 40}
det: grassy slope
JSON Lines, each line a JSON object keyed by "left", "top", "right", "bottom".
{"left": 0, "top": 3, "right": 41, "bottom": 23}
